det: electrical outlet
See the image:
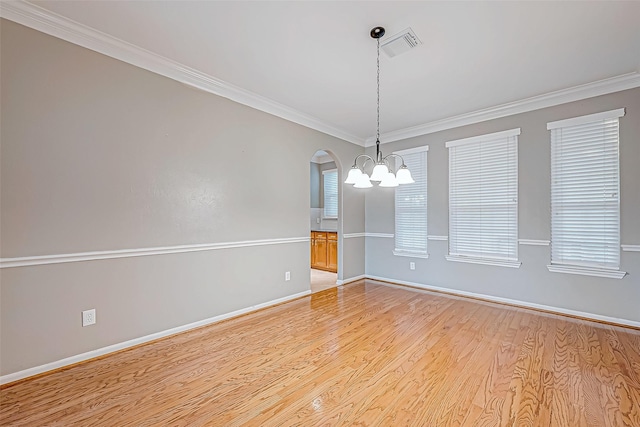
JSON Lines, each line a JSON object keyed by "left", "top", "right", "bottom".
{"left": 285, "top": 271, "right": 291, "bottom": 281}
{"left": 82, "top": 309, "right": 96, "bottom": 327}
{"left": 410, "top": 262, "right": 415, "bottom": 270}
{"left": 316, "top": 218, "right": 320, "bottom": 224}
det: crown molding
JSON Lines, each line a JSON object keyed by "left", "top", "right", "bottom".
{"left": 4, "top": 1, "right": 638, "bottom": 150}
{"left": 365, "top": 72, "right": 640, "bottom": 147}
{"left": 0, "top": 1, "right": 365, "bottom": 146}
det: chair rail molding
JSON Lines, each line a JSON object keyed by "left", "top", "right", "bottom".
{"left": 343, "top": 233, "right": 365, "bottom": 239}
{"left": 518, "top": 239, "right": 551, "bottom": 246}
{"left": 344, "top": 233, "right": 395, "bottom": 239}
{"left": 365, "top": 233, "right": 394, "bottom": 238}
{"left": 0, "top": 237, "right": 309, "bottom": 269}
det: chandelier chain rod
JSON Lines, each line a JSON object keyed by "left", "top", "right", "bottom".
{"left": 343, "top": 26, "right": 414, "bottom": 188}
{"left": 376, "top": 37, "right": 381, "bottom": 160}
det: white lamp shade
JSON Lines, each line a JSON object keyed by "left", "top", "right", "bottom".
{"left": 353, "top": 173, "right": 373, "bottom": 188}
{"left": 379, "top": 171, "right": 399, "bottom": 187}
{"left": 344, "top": 167, "right": 362, "bottom": 184}
{"left": 396, "top": 166, "right": 415, "bottom": 184}
{"left": 370, "top": 163, "right": 389, "bottom": 181}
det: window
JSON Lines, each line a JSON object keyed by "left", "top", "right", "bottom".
{"left": 323, "top": 169, "right": 338, "bottom": 218}
{"left": 548, "top": 108, "right": 626, "bottom": 279}
{"left": 447, "top": 128, "right": 520, "bottom": 267}
{"left": 394, "top": 146, "right": 428, "bottom": 258}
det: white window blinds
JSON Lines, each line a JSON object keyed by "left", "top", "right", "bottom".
{"left": 323, "top": 169, "right": 338, "bottom": 218}
{"left": 548, "top": 109, "right": 624, "bottom": 271}
{"left": 447, "top": 129, "right": 520, "bottom": 265}
{"left": 394, "top": 147, "right": 428, "bottom": 257}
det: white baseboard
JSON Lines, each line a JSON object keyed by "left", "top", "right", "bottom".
{"left": 7, "top": 273, "right": 637, "bottom": 385}
{"left": 336, "top": 275, "right": 365, "bottom": 286}
{"left": 365, "top": 275, "right": 640, "bottom": 329}
{"left": 0, "top": 290, "right": 311, "bottom": 386}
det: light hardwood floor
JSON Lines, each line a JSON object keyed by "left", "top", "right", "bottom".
{"left": 1, "top": 280, "right": 639, "bottom": 426}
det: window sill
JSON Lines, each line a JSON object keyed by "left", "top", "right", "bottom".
{"left": 393, "top": 250, "right": 429, "bottom": 259}
{"left": 321, "top": 217, "right": 338, "bottom": 220}
{"left": 547, "top": 265, "right": 627, "bottom": 279}
{"left": 445, "top": 255, "right": 521, "bottom": 268}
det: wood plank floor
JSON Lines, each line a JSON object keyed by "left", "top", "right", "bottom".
{"left": 1, "top": 280, "right": 639, "bottom": 426}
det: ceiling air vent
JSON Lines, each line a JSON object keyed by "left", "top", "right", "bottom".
{"left": 380, "top": 28, "right": 422, "bottom": 58}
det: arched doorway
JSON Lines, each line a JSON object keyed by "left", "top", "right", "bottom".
{"left": 309, "top": 150, "right": 339, "bottom": 292}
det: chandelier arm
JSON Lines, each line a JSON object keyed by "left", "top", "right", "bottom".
{"left": 352, "top": 154, "right": 375, "bottom": 169}
{"left": 382, "top": 153, "right": 407, "bottom": 170}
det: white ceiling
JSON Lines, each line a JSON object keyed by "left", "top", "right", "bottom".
{"left": 19, "top": 1, "right": 640, "bottom": 144}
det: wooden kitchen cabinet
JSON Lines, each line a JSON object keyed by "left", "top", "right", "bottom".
{"left": 327, "top": 232, "right": 338, "bottom": 272}
{"left": 311, "top": 231, "right": 337, "bottom": 273}
{"left": 312, "top": 232, "right": 328, "bottom": 268}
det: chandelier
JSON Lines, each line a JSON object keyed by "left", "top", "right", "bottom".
{"left": 344, "top": 26, "right": 414, "bottom": 189}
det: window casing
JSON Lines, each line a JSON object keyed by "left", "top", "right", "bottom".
{"left": 394, "top": 146, "right": 428, "bottom": 258}
{"left": 547, "top": 108, "right": 626, "bottom": 279}
{"left": 323, "top": 169, "right": 338, "bottom": 219}
{"left": 446, "top": 128, "right": 520, "bottom": 267}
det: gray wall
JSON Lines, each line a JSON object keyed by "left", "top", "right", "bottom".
{"left": 0, "top": 20, "right": 365, "bottom": 376}
{"left": 3, "top": 17, "right": 637, "bottom": 379}
{"left": 310, "top": 162, "right": 321, "bottom": 208}
{"left": 365, "top": 87, "right": 640, "bottom": 323}
{"left": 309, "top": 160, "right": 336, "bottom": 209}
{"left": 319, "top": 161, "right": 337, "bottom": 210}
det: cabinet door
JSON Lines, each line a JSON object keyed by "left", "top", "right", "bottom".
{"left": 310, "top": 235, "right": 317, "bottom": 267}
{"left": 327, "top": 236, "right": 338, "bottom": 272}
{"left": 315, "top": 236, "right": 328, "bottom": 268}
